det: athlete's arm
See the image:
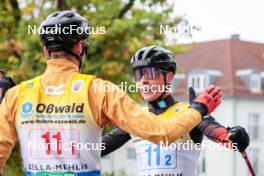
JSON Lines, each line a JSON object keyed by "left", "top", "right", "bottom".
{"left": 188, "top": 87, "right": 249, "bottom": 151}
{"left": 101, "top": 128, "right": 131, "bottom": 157}
{"left": 0, "top": 86, "right": 19, "bottom": 172}
{"left": 195, "top": 117, "right": 249, "bottom": 151}
{"left": 194, "top": 116, "right": 229, "bottom": 143}
{"left": 88, "top": 78, "right": 220, "bottom": 145}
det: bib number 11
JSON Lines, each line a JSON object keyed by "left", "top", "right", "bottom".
{"left": 29, "top": 129, "right": 80, "bottom": 159}
{"left": 41, "top": 131, "right": 64, "bottom": 155}
{"left": 145, "top": 146, "right": 172, "bottom": 167}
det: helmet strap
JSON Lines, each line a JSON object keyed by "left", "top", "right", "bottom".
{"left": 78, "top": 42, "right": 88, "bottom": 72}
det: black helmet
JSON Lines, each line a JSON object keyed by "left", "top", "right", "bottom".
{"left": 39, "top": 11, "right": 89, "bottom": 53}
{"left": 131, "top": 45, "right": 177, "bottom": 73}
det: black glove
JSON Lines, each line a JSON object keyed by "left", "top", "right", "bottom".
{"left": 4, "top": 75, "right": 16, "bottom": 87}
{"left": 228, "top": 126, "right": 250, "bottom": 152}
{"left": 0, "top": 79, "right": 10, "bottom": 89}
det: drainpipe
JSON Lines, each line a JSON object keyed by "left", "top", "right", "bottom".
{"left": 233, "top": 96, "right": 238, "bottom": 176}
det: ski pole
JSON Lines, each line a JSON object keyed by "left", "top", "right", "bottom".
{"left": 241, "top": 151, "right": 256, "bottom": 176}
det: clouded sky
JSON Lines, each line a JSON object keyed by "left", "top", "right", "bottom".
{"left": 170, "top": 0, "right": 264, "bottom": 44}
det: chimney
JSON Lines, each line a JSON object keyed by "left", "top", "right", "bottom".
{"left": 231, "top": 34, "right": 240, "bottom": 40}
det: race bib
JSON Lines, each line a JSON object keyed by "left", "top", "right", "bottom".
{"left": 136, "top": 144, "right": 177, "bottom": 171}
{"left": 17, "top": 74, "right": 102, "bottom": 176}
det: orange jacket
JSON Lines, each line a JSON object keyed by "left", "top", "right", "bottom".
{"left": 0, "top": 58, "right": 202, "bottom": 170}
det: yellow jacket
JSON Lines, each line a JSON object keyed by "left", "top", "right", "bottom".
{"left": 0, "top": 58, "right": 201, "bottom": 170}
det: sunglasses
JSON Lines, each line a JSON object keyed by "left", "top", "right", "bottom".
{"left": 134, "top": 67, "right": 161, "bottom": 81}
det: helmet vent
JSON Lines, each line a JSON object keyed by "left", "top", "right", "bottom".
{"left": 138, "top": 51, "right": 144, "bottom": 60}
{"left": 52, "top": 13, "right": 59, "bottom": 17}
{"left": 65, "top": 13, "right": 74, "bottom": 18}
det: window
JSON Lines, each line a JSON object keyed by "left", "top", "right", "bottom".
{"left": 248, "top": 112, "right": 260, "bottom": 142}
{"left": 127, "top": 148, "right": 136, "bottom": 160}
{"left": 249, "top": 74, "right": 262, "bottom": 93}
{"left": 188, "top": 74, "right": 209, "bottom": 92}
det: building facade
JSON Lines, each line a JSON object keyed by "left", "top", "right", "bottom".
{"left": 173, "top": 37, "right": 264, "bottom": 176}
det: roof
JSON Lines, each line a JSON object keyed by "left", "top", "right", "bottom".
{"left": 173, "top": 39, "right": 264, "bottom": 98}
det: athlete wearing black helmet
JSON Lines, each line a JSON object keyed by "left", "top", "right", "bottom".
{"left": 131, "top": 45, "right": 177, "bottom": 108}
{"left": 0, "top": 11, "right": 224, "bottom": 175}
{"left": 102, "top": 46, "right": 249, "bottom": 176}
{"left": 39, "top": 10, "right": 89, "bottom": 69}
